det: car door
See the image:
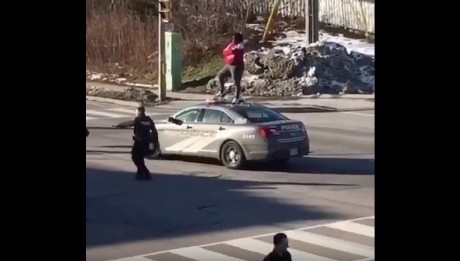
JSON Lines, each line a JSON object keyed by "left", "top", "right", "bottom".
{"left": 180, "top": 108, "right": 235, "bottom": 157}
{"left": 160, "top": 108, "right": 202, "bottom": 155}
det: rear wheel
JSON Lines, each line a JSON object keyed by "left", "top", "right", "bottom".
{"left": 220, "top": 141, "right": 246, "bottom": 169}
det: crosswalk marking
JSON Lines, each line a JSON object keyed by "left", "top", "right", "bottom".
{"left": 107, "top": 216, "right": 375, "bottom": 261}
{"left": 86, "top": 109, "right": 130, "bottom": 118}
{"left": 107, "top": 108, "right": 136, "bottom": 114}
{"left": 86, "top": 107, "right": 174, "bottom": 121}
{"left": 326, "top": 221, "right": 374, "bottom": 238}
{"left": 225, "top": 238, "right": 272, "bottom": 254}
{"left": 172, "top": 247, "right": 245, "bottom": 261}
{"left": 227, "top": 238, "right": 336, "bottom": 261}
{"left": 111, "top": 257, "right": 153, "bottom": 261}
{"left": 285, "top": 230, "right": 373, "bottom": 257}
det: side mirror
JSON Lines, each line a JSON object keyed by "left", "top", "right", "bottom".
{"left": 168, "top": 117, "right": 183, "bottom": 125}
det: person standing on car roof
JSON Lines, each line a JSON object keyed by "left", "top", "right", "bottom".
{"left": 114, "top": 106, "right": 159, "bottom": 180}
{"left": 215, "top": 33, "right": 245, "bottom": 104}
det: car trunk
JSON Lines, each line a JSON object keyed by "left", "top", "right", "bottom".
{"left": 255, "top": 120, "right": 306, "bottom": 141}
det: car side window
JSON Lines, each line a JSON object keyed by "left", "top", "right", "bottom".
{"left": 175, "top": 109, "right": 201, "bottom": 123}
{"left": 201, "top": 109, "right": 234, "bottom": 124}
{"left": 220, "top": 112, "right": 234, "bottom": 123}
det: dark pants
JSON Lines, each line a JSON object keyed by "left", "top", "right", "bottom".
{"left": 131, "top": 141, "right": 151, "bottom": 179}
{"left": 217, "top": 64, "right": 245, "bottom": 99}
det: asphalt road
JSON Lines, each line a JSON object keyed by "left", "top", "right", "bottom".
{"left": 86, "top": 102, "right": 374, "bottom": 261}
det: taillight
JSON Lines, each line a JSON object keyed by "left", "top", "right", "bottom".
{"left": 259, "top": 127, "right": 272, "bottom": 139}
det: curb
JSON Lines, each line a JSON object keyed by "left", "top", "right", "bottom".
{"left": 296, "top": 94, "right": 374, "bottom": 99}
{"left": 247, "top": 94, "right": 375, "bottom": 101}
{"left": 86, "top": 96, "right": 178, "bottom": 107}
{"left": 86, "top": 95, "right": 373, "bottom": 114}
{"left": 87, "top": 80, "right": 374, "bottom": 100}
{"left": 86, "top": 79, "right": 158, "bottom": 89}
{"left": 86, "top": 96, "right": 141, "bottom": 107}
{"left": 271, "top": 106, "right": 337, "bottom": 113}
{"left": 271, "top": 106, "right": 374, "bottom": 113}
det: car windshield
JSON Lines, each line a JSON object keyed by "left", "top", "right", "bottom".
{"left": 232, "top": 106, "right": 286, "bottom": 123}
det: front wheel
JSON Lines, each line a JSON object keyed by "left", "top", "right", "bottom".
{"left": 220, "top": 141, "right": 246, "bottom": 169}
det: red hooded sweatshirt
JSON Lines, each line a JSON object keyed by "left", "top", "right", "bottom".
{"left": 223, "top": 42, "right": 245, "bottom": 66}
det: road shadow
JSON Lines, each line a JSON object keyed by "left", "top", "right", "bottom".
{"left": 100, "top": 145, "right": 132, "bottom": 149}
{"left": 86, "top": 150, "right": 129, "bottom": 154}
{"left": 86, "top": 147, "right": 374, "bottom": 176}
{"left": 155, "top": 155, "right": 374, "bottom": 176}
{"left": 86, "top": 166, "right": 349, "bottom": 248}
{"left": 246, "top": 157, "right": 374, "bottom": 175}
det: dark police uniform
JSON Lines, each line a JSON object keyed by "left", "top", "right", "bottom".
{"left": 263, "top": 250, "right": 292, "bottom": 261}
{"left": 115, "top": 111, "right": 159, "bottom": 180}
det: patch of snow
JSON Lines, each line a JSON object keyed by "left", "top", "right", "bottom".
{"left": 232, "top": 26, "right": 375, "bottom": 96}
{"left": 272, "top": 30, "right": 374, "bottom": 57}
{"left": 86, "top": 70, "right": 156, "bottom": 88}
{"left": 88, "top": 72, "right": 104, "bottom": 81}
{"left": 321, "top": 33, "right": 374, "bottom": 57}
{"left": 244, "top": 23, "right": 374, "bottom": 57}
{"left": 246, "top": 23, "right": 265, "bottom": 32}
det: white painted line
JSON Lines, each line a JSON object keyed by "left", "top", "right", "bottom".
{"left": 326, "top": 221, "right": 374, "bottom": 238}
{"left": 107, "top": 108, "right": 169, "bottom": 116}
{"left": 342, "top": 112, "right": 374, "bottom": 117}
{"left": 86, "top": 116, "right": 97, "bottom": 120}
{"left": 225, "top": 238, "right": 272, "bottom": 254}
{"left": 105, "top": 216, "right": 374, "bottom": 261}
{"left": 107, "top": 108, "right": 137, "bottom": 114}
{"left": 227, "top": 238, "right": 335, "bottom": 261}
{"left": 86, "top": 109, "right": 132, "bottom": 118}
{"left": 109, "top": 256, "right": 155, "bottom": 261}
{"left": 356, "top": 258, "right": 374, "bottom": 261}
{"left": 285, "top": 230, "right": 374, "bottom": 257}
{"left": 172, "top": 247, "right": 245, "bottom": 261}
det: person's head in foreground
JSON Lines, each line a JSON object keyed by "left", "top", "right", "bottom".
{"left": 273, "top": 232, "right": 289, "bottom": 253}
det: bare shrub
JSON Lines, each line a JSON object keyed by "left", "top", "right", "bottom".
{"left": 86, "top": 0, "right": 249, "bottom": 80}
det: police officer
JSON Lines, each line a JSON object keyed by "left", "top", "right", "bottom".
{"left": 263, "top": 233, "right": 292, "bottom": 261}
{"left": 115, "top": 106, "right": 159, "bottom": 180}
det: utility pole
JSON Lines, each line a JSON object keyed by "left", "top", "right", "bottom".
{"left": 158, "top": 0, "right": 172, "bottom": 101}
{"left": 305, "top": 0, "right": 319, "bottom": 44}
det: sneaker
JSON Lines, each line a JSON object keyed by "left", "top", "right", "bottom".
{"left": 231, "top": 97, "right": 243, "bottom": 104}
{"left": 214, "top": 90, "right": 226, "bottom": 98}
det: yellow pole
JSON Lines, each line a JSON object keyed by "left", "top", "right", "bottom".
{"left": 261, "top": 0, "right": 281, "bottom": 43}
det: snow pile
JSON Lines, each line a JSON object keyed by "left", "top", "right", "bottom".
{"left": 86, "top": 70, "right": 154, "bottom": 88}
{"left": 209, "top": 31, "right": 375, "bottom": 96}
{"left": 86, "top": 86, "right": 158, "bottom": 103}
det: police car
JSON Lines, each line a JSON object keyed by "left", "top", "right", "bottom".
{"left": 155, "top": 100, "right": 310, "bottom": 169}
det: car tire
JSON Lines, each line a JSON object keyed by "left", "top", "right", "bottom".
{"left": 220, "top": 140, "right": 246, "bottom": 169}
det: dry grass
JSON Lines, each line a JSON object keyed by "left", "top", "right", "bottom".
{"left": 86, "top": 0, "right": 249, "bottom": 82}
